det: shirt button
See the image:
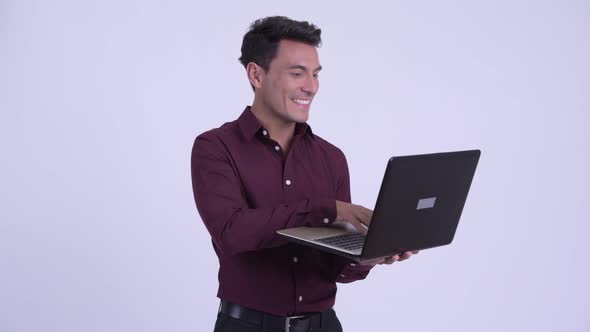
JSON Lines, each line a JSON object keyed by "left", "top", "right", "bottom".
{"left": 262, "top": 130, "right": 268, "bottom": 136}
{"left": 323, "top": 218, "right": 329, "bottom": 224}
{"left": 340, "top": 274, "right": 346, "bottom": 278}
{"left": 285, "top": 179, "right": 291, "bottom": 186}
{"left": 298, "top": 296, "right": 303, "bottom": 302}
{"left": 293, "top": 257, "right": 298, "bottom": 263}
{"left": 274, "top": 145, "right": 280, "bottom": 151}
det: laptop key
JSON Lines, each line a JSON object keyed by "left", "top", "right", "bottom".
{"left": 316, "top": 233, "right": 366, "bottom": 251}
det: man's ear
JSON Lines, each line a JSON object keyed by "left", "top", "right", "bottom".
{"left": 246, "top": 62, "right": 265, "bottom": 89}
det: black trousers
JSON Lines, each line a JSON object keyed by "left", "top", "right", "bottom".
{"left": 213, "top": 309, "right": 344, "bottom": 332}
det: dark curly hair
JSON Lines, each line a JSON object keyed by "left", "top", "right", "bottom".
{"left": 239, "top": 16, "right": 322, "bottom": 71}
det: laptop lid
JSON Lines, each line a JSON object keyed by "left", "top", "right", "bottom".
{"left": 359, "top": 149, "right": 480, "bottom": 260}
{"left": 276, "top": 149, "right": 480, "bottom": 263}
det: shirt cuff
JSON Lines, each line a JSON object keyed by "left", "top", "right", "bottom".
{"left": 334, "top": 257, "right": 374, "bottom": 282}
{"left": 307, "top": 197, "right": 337, "bottom": 227}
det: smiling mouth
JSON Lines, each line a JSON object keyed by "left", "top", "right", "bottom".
{"left": 291, "top": 98, "right": 311, "bottom": 105}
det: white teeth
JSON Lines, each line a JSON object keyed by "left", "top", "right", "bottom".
{"left": 291, "top": 98, "right": 311, "bottom": 105}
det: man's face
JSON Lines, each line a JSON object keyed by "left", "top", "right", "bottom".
{"left": 258, "top": 39, "right": 321, "bottom": 124}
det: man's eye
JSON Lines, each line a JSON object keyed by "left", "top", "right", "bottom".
{"left": 291, "top": 72, "right": 303, "bottom": 77}
{"left": 313, "top": 73, "right": 319, "bottom": 78}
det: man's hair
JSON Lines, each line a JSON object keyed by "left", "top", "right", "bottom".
{"left": 239, "top": 16, "right": 322, "bottom": 71}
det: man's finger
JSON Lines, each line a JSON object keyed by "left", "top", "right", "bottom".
{"left": 355, "top": 211, "right": 371, "bottom": 227}
{"left": 352, "top": 213, "right": 370, "bottom": 230}
{"left": 398, "top": 251, "right": 413, "bottom": 261}
{"left": 350, "top": 220, "right": 367, "bottom": 234}
{"left": 362, "top": 207, "right": 373, "bottom": 217}
{"left": 381, "top": 256, "right": 396, "bottom": 265}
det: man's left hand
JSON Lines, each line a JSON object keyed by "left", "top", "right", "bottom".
{"left": 363, "top": 250, "right": 419, "bottom": 265}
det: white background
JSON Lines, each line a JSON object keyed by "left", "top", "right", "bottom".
{"left": 1, "top": 0, "right": 589, "bottom": 331}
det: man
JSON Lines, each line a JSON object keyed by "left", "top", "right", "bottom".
{"left": 191, "top": 16, "right": 417, "bottom": 332}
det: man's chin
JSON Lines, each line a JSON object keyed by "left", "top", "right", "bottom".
{"left": 293, "top": 116, "right": 309, "bottom": 123}
{"left": 289, "top": 109, "right": 310, "bottom": 123}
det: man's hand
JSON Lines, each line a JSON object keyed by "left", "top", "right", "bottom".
{"left": 335, "top": 200, "right": 373, "bottom": 234}
{"left": 335, "top": 200, "right": 419, "bottom": 265}
{"left": 360, "top": 250, "right": 420, "bottom": 266}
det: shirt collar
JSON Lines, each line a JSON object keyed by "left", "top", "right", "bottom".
{"left": 238, "top": 106, "right": 315, "bottom": 141}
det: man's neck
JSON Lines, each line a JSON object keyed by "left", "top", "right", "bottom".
{"left": 250, "top": 101, "right": 296, "bottom": 153}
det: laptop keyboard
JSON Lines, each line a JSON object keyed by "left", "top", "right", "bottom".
{"left": 316, "top": 233, "right": 366, "bottom": 251}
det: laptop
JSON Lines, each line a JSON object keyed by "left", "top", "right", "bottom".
{"left": 276, "top": 149, "right": 480, "bottom": 263}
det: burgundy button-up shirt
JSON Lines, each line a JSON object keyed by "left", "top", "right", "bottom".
{"left": 191, "top": 106, "right": 373, "bottom": 316}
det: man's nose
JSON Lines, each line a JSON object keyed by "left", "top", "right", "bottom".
{"left": 302, "top": 76, "right": 318, "bottom": 95}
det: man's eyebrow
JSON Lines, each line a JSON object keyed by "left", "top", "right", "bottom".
{"left": 288, "top": 65, "right": 323, "bottom": 72}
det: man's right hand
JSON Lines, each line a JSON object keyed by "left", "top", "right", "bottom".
{"left": 335, "top": 200, "right": 373, "bottom": 234}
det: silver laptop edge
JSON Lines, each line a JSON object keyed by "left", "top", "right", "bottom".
{"left": 277, "top": 227, "right": 363, "bottom": 256}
